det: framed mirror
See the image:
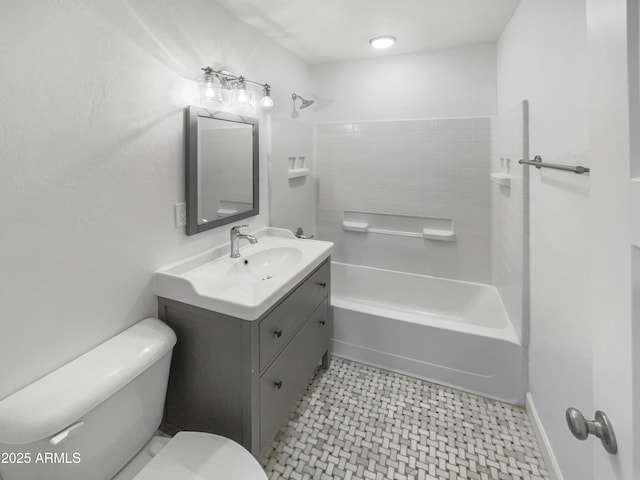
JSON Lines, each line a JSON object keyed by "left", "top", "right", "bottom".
{"left": 186, "top": 106, "right": 259, "bottom": 235}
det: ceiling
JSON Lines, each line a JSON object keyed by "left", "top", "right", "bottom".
{"left": 213, "top": 0, "right": 521, "bottom": 64}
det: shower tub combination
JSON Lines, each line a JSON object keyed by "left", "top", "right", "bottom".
{"left": 331, "top": 262, "right": 526, "bottom": 405}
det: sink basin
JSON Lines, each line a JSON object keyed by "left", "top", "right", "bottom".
{"left": 154, "top": 228, "right": 334, "bottom": 320}
{"left": 229, "top": 247, "right": 303, "bottom": 281}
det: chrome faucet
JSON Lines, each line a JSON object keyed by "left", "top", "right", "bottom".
{"left": 229, "top": 224, "right": 258, "bottom": 258}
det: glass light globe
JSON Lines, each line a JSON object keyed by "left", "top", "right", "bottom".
{"left": 233, "top": 86, "right": 252, "bottom": 106}
{"left": 259, "top": 95, "right": 274, "bottom": 110}
{"left": 200, "top": 74, "right": 222, "bottom": 103}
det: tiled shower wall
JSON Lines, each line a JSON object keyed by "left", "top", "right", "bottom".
{"left": 315, "top": 118, "right": 492, "bottom": 282}
{"left": 491, "top": 101, "right": 529, "bottom": 345}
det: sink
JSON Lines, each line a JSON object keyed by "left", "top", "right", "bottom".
{"left": 154, "top": 228, "right": 334, "bottom": 320}
{"left": 230, "top": 247, "right": 303, "bottom": 281}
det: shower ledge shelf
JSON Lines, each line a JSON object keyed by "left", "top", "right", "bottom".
{"left": 422, "top": 228, "right": 456, "bottom": 241}
{"left": 490, "top": 172, "right": 512, "bottom": 187}
{"left": 288, "top": 168, "right": 311, "bottom": 179}
{"left": 342, "top": 221, "right": 455, "bottom": 241}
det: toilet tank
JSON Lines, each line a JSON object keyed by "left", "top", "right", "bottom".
{"left": 0, "top": 318, "right": 176, "bottom": 480}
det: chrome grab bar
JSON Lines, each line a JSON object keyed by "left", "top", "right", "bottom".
{"left": 519, "top": 155, "right": 590, "bottom": 174}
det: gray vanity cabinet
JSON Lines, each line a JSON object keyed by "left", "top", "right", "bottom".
{"left": 158, "top": 259, "right": 331, "bottom": 457}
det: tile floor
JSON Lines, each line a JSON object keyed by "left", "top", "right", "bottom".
{"left": 261, "top": 357, "right": 550, "bottom": 480}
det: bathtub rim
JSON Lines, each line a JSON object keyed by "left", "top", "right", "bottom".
{"left": 331, "top": 261, "right": 521, "bottom": 346}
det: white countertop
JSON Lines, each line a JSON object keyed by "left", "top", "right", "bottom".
{"left": 154, "top": 227, "right": 334, "bottom": 320}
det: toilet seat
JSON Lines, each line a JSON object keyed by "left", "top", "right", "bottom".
{"left": 132, "top": 432, "right": 268, "bottom": 480}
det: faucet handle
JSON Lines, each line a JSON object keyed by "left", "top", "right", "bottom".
{"left": 295, "top": 227, "right": 314, "bottom": 239}
{"left": 230, "top": 224, "right": 249, "bottom": 234}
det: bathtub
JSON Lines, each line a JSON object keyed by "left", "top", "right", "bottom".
{"left": 330, "top": 262, "right": 526, "bottom": 405}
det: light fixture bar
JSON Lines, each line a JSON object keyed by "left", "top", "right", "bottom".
{"left": 201, "top": 67, "right": 269, "bottom": 90}
{"left": 200, "top": 66, "right": 272, "bottom": 109}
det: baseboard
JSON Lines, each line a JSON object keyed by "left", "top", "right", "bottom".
{"left": 525, "top": 392, "right": 564, "bottom": 480}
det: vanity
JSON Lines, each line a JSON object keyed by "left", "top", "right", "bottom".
{"left": 154, "top": 228, "right": 333, "bottom": 456}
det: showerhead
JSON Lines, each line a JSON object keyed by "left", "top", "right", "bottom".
{"left": 300, "top": 98, "right": 315, "bottom": 109}
{"left": 292, "top": 93, "right": 316, "bottom": 109}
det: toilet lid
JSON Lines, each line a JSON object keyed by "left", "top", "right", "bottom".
{"left": 132, "top": 431, "right": 268, "bottom": 480}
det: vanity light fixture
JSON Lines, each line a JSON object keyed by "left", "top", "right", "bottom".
{"left": 199, "top": 67, "right": 273, "bottom": 110}
{"left": 369, "top": 35, "right": 397, "bottom": 49}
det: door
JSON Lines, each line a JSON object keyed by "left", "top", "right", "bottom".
{"left": 587, "top": 0, "right": 635, "bottom": 478}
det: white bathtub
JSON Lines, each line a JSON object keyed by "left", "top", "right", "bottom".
{"left": 331, "top": 262, "right": 526, "bottom": 405}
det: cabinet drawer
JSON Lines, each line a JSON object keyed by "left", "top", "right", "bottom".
{"left": 259, "top": 299, "right": 329, "bottom": 451}
{"left": 259, "top": 261, "right": 329, "bottom": 370}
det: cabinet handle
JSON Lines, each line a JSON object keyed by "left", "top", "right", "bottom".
{"left": 317, "top": 282, "right": 327, "bottom": 288}
{"left": 274, "top": 380, "right": 283, "bottom": 389}
{"left": 274, "top": 329, "right": 283, "bottom": 338}
{"left": 318, "top": 320, "right": 326, "bottom": 326}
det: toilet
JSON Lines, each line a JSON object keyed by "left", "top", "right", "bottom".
{"left": 0, "top": 318, "right": 267, "bottom": 480}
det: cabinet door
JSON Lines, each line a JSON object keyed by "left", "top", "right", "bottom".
{"left": 259, "top": 261, "right": 329, "bottom": 370}
{"left": 259, "top": 300, "right": 329, "bottom": 451}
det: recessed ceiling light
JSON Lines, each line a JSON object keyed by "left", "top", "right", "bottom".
{"left": 369, "top": 35, "right": 396, "bottom": 49}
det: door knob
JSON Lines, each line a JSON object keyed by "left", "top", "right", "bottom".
{"left": 565, "top": 407, "right": 617, "bottom": 454}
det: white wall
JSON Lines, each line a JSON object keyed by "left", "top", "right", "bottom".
{"left": 0, "top": 0, "right": 311, "bottom": 400}
{"left": 268, "top": 118, "right": 316, "bottom": 235}
{"left": 497, "top": 1, "right": 592, "bottom": 478}
{"left": 310, "top": 43, "right": 497, "bottom": 123}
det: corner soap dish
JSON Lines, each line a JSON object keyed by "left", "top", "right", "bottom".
{"left": 490, "top": 172, "right": 512, "bottom": 187}
{"left": 288, "top": 156, "right": 310, "bottom": 179}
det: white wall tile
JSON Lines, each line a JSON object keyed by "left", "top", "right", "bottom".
{"left": 440, "top": 142, "right": 473, "bottom": 156}
{"left": 455, "top": 118, "right": 473, "bottom": 130}
{"left": 457, "top": 168, "right": 489, "bottom": 182}
{"left": 473, "top": 118, "right": 491, "bottom": 129}
{"left": 423, "top": 142, "right": 441, "bottom": 155}
{"left": 473, "top": 128, "right": 491, "bottom": 142}
{"left": 315, "top": 116, "right": 492, "bottom": 282}
{"left": 423, "top": 130, "right": 440, "bottom": 142}
{"left": 472, "top": 142, "right": 491, "bottom": 155}
{"left": 317, "top": 123, "right": 354, "bottom": 134}
{"left": 439, "top": 130, "right": 458, "bottom": 142}
{"left": 424, "top": 120, "right": 439, "bottom": 130}
{"left": 438, "top": 119, "right": 457, "bottom": 130}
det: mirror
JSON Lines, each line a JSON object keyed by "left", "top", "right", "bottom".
{"left": 186, "top": 106, "right": 259, "bottom": 235}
